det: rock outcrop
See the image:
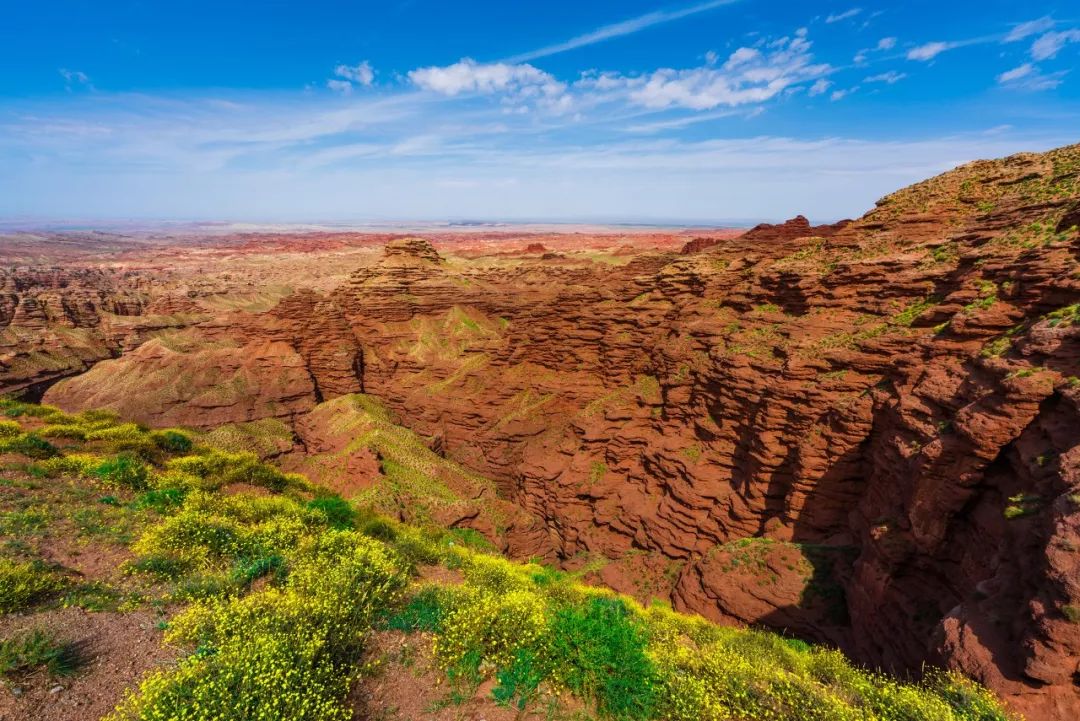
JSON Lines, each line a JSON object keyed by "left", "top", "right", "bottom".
{"left": 43, "top": 289, "right": 362, "bottom": 428}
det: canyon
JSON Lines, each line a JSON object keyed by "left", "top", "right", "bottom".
{"left": 3, "top": 145, "right": 1080, "bottom": 719}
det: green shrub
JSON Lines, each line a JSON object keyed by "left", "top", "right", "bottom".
{"left": 0, "top": 420, "right": 21, "bottom": 437}
{"left": 0, "top": 401, "right": 67, "bottom": 420}
{"left": 38, "top": 423, "right": 88, "bottom": 440}
{"left": 0, "top": 433, "right": 59, "bottom": 459}
{"left": 166, "top": 450, "right": 307, "bottom": 493}
{"left": 150, "top": 429, "right": 193, "bottom": 453}
{"left": 359, "top": 517, "right": 398, "bottom": 541}
{"left": 384, "top": 585, "right": 446, "bottom": 632}
{"left": 133, "top": 507, "right": 253, "bottom": 565}
{"left": 924, "top": 669, "right": 1016, "bottom": 721}
{"left": 493, "top": 647, "right": 550, "bottom": 711}
{"left": 36, "top": 452, "right": 99, "bottom": 477}
{"left": 62, "top": 581, "right": 126, "bottom": 612}
{"left": 108, "top": 533, "right": 406, "bottom": 721}
{"left": 306, "top": 496, "right": 355, "bottom": 530}
{"left": 0, "top": 629, "right": 83, "bottom": 677}
{"left": 551, "top": 597, "right": 658, "bottom": 721}
{"left": 90, "top": 454, "right": 150, "bottom": 490}
{"left": 134, "top": 488, "right": 187, "bottom": 514}
{"left": 435, "top": 585, "right": 547, "bottom": 673}
{"left": 231, "top": 554, "right": 286, "bottom": 587}
{"left": 0, "top": 558, "right": 68, "bottom": 613}
{"left": 126, "top": 555, "right": 191, "bottom": 580}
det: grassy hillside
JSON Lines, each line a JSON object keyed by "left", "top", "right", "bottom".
{"left": 0, "top": 400, "right": 1016, "bottom": 721}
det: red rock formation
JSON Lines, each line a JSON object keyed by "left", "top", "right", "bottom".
{"left": 679, "top": 236, "right": 723, "bottom": 254}
{"left": 742, "top": 214, "right": 852, "bottom": 242}
{"left": 24, "top": 145, "right": 1080, "bottom": 718}
{"left": 321, "top": 146, "right": 1079, "bottom": 719}
{"left": 43, "top": 288, "right": 362, "bottom": 428}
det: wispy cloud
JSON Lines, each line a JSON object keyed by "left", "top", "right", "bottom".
{"left": 326, "top": 62, "right": 375, "bottom": 94}
{"left": 998, "top": 64, "right": 1034, "bottom": 83}
{"left": 907, "top": 41, "right": 956, "bottom": 61}
{"left": 1030, "top": 29, "right": 1080, "bottom": 60}
{"left": 505, "top": 0, "right": 740, "bottom": 63}
{"left": 1004, "top": 17, "right": 1055, "bottom": 43}
{"left": 622, "top": 107, "right": 755, "bottom": 133}
{"left": 326, "top": 79, "right": 353, "bottom": 95}
{"left": 826, "top": 8, "right": 861, "bottom": 24}
{"left": 334, "top": 61, "right": 375, "bottom": 86}
{"left": 593, "top": 32, "right": 830, "bottom": 111}
{"left": 865, "top": 71, "right": 906, "bottom": 84}
{"left": 997, "top": 63, "right": 1067, "bottom": 91}
{"left": 59, "top": 68, "right": 93, "bottom": 91}
{"left": 808, "top": 78, "right": 832, "bottom": 96}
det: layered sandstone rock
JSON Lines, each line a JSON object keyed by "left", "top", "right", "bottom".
{"left": 25, "top": 145, "right": 1080, "bottom": 718}
{"left": 320, "top": 146, "right": 1079, "bottom": 719}
{"left": 43, "top": 288, "right": 362, "bottom": 428}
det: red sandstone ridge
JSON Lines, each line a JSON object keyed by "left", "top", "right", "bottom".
{"left": 679, "top": 236, "right": 723, "bottom": 254}
{"left": 524, "top": 243, "right": 547, "bottom": 253}
{"left": 14, "top": 145, "right": 1080, "bottom": 719}
{"left": 742, "top": 214, "right": 852, "bottom": 242}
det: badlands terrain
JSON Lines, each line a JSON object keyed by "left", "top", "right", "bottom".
{"left": 2, "top": 143, "right": 1080, "bottom": 720}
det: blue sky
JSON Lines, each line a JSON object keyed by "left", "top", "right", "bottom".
{"left": 1, "top": 0, "right": 1078, "bottom": 223}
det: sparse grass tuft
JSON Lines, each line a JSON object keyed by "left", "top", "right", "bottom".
{"left": 0, "top": 629, "right": 84, "bottom": 678}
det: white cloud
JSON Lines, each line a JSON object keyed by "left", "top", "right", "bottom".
{"left": 407, "top": 59, "right": 570, "bottom": 113}
{"left": 830, "top": 87, "right": 857, "bottom": 101}
{"left": 907, "top": 41, "right": 954, "bottom": 61}
{"left": 723, "top": 47, "right": 761, "bottom": 69}
{"left": 808, "top": 78, "right": 832, "bottom": 96}
{"left": 997, "top": 64, "right": 1034, "bottom": 83}
{"left": 826, "top": 8, "right": 861, "bottom": 24}
{"left": 59, "top": 68, "right": 92, "bottom": 90}
{"left": 1004, "top": 17, "right": 1054, "bottom": 43}
{"left": 326, "top": 79, "right": 353, "bottom": 95}
{"left": 334, "top": 61, "right": 375, "bottom": 86}
{"left": 865, "top": 71, "right": 906, "bottom": 84}
{"left": 621, "top": 34, "right": 829, "bottom": 110}
{"left": 855, "top": 36, "right": 896, "bottom": 63}
{"left": 1030, "top": 30, "right": 1080, "bottom": 61}
{"left": 996, "top": 63, "right": 1067, "bottom": 91}
{"left": 505, "top": 0, "right": 740, "bottom": 63}
{"left": 409, "top": 58, "right": 563, "bottom": 97}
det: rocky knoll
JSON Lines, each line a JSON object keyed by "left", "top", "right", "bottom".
{"left": 28, "top": 145, "right": 1080, "bottom": 719}
{"left": 43, "top": 289, "right": 363, "bottom": 428}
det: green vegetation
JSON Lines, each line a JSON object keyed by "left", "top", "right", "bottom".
{"left": 1045, "top": 303, "right": 1079, "bottom": 328}
{"left": 0, "top": 401, "right": 1016, "bottom": 721}
{"left": 893, "top": 296, "right": 940, "bottom": 327}
{"left": 1004, "top": 493, "right": 1041, "bottom": 520}
{"left": 0, "top": 558, "right": 69, "bottom": 613}
{"left": 0, "top": 629, "right": 83, "bottom": 678}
